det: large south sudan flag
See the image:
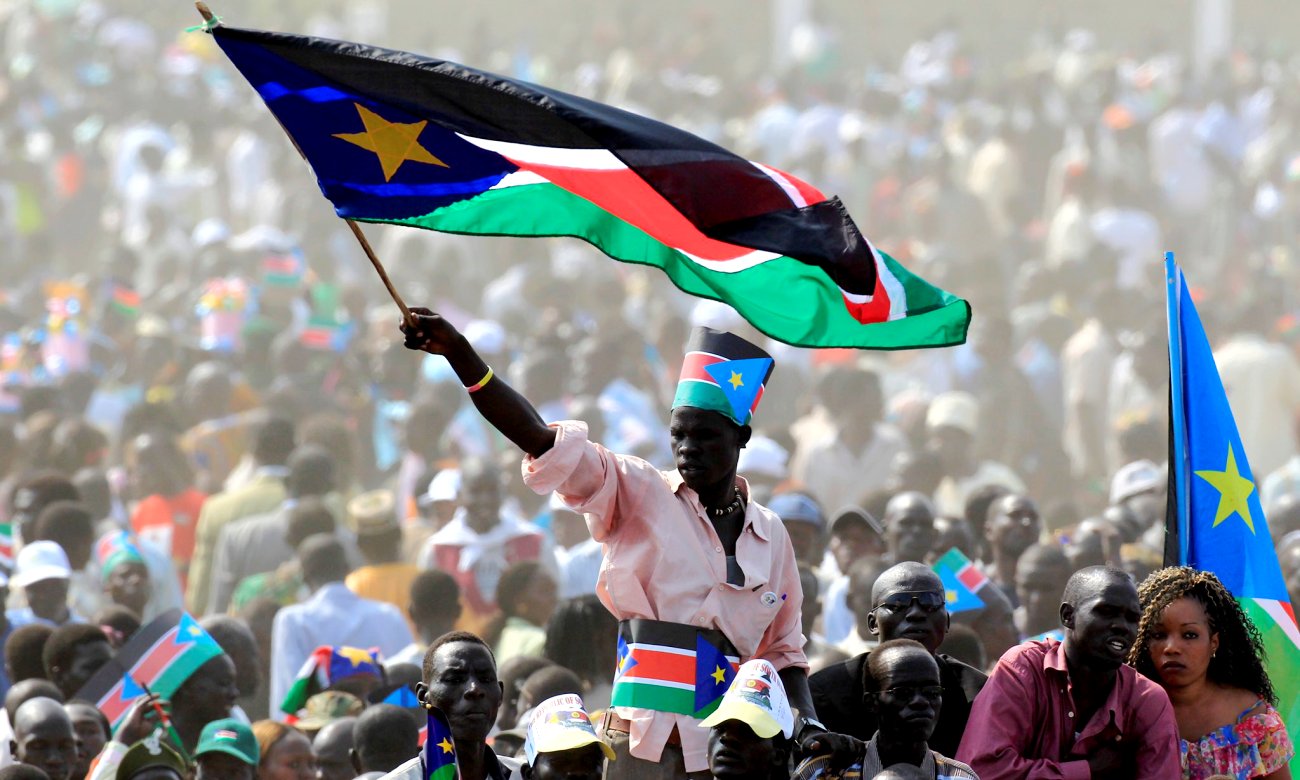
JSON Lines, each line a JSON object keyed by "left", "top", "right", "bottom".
{"left": 1163, "top": 253, "right": 1300, "bottom": 766}
{"left": 207, "top": 24, "right": 970, "bottom": 350}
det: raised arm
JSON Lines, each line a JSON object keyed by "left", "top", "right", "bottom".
{"left": 400, "top": 308, "right": 556, "bottom": 458}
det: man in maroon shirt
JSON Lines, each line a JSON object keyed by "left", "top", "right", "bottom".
{"left": 956, "top": 566, "right": 1179, "bottom": 780}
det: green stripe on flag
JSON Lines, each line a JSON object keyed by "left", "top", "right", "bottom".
{"left": 363, "top": 182, "right": 969, "bottom": 350}
{"left": 610, "top": 680, "right": 721, "bottom": 718}
{"left": 429, "top": 765, "right": 456, "bottom": 780}
{"left": 150, "top": 644, "right": 225, "bottom": 699}
{"left": 1242, "top": 599, "right": 1300, "bottom": 730}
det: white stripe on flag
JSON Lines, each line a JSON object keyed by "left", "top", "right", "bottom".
{"left": 1256, "top": 598, "right": 1300, "bottom": 649}
{"left": 458, "top": 135, "right": 628, "bottom": 170}
{"left": 750, "top": 162, "right": 808, "bottom": 208}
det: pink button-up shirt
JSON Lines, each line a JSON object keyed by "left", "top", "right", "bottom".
{"left": 956, "top": 639, "right": 1180, "bottom": 780}
{"left": 522, "top": 421, "right": 807, "bottom": 771}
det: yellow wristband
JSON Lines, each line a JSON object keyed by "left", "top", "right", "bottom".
{"left": 466, "top": 367, "right": 494, "bottom": 393}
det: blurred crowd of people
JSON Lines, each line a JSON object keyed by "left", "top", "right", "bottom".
{"left": 1, "top": 0, "right": 1300, "bottom": 778}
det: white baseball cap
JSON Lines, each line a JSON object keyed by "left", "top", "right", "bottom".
{"left": 698, "top": 659, "right": 793, "bottom": 739}
{"left": 13, "top": 541, "right": 73, "bottom": 588}
{"left": 524, "top": 694, "right": 615, "bottom": 765}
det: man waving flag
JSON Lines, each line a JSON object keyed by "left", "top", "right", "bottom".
{"left": 1163, "top": 252, "right": 1300, "bottom": 747}
{"left": 199, "top": 18, "right": 969, "bottom": 350}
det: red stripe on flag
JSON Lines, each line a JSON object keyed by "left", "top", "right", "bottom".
{"left": 838, "top": 254, "right": 894, "bottom": 325}
{"left": 130, "top": 628, "right": 187, "bottom": 683}
{"left": 504, "top": 161, "right": 760, "bottom": 263}
{"left": 956, "top": 563, "right": 988, "bottom": 592}
{"left": 619, "top": 648, "right": 696, "bottom": 685}
{"left": 678, "top": 351, "right": 725, "bottom": 384}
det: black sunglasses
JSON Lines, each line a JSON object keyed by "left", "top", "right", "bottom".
{"left": 877, "top": 684, "right": 943, "bottom": 702}
{"left": 873, "top": 591, "right": 946, "bottom": 614}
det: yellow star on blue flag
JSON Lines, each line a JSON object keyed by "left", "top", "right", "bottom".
{"left": 1194, "top": 443, "right": 1256, "bottom": 533}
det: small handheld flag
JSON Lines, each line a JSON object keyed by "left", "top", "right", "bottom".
{"left": 281, "top": 645, "right": 384, "bottom": 716}
{"left": 423, "top": 706, "right": 458, "bottom": 780}
{"left": 931, "top": 548, "right": 986, "bottom": 614}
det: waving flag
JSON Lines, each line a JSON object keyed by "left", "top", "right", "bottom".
{"left": 73, "top": 610, "right": 225, "bottom": 731}
{"left": 203, "top": 24, "right": 969, "bottom": 350}
{"left": 1163, "top": 252, "right": 1300, "bottom": 745}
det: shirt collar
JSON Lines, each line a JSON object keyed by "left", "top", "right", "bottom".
{"left": 1041, "top": 637, "right": 1129, "bottom": 735}
{"left": 666, "top": 473, "right": 771, "bottom": 541}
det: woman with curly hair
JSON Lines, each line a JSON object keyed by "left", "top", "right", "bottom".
{"left": 1130, "top": 566, "right": 1294, "bottom": 779}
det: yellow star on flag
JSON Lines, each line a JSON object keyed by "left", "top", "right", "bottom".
{"left": 333, "top": 103, "right": 447, "bottom": 182}
{"left": 336, "top": 647, "right": 375, "bottom": 667}
{"left": 711, "top": 665, "right": 727, "bottom": 685}
{"left": 437, "top": 738, "right": 454, "bottom": 755}
{"left": 1193, "top": 442, "right": 1256, "bottom": 534}
{"left": 727, "top": 371, "right": 744, "bottom": 390}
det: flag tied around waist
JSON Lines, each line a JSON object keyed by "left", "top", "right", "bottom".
{"left": 204, "top": 23, "right": 970, "bottom": 350}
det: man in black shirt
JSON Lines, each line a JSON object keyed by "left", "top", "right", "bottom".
{"left": 808, "top": 563, "right": 985, "bottom": 755}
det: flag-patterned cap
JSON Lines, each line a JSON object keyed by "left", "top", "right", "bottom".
{"left": 672, "top": 327, "right": 774, "bottom": 426}
{"left": 698, "top": 659, "right": 793, "bottom": 739}
{"left": 524, "top": 693, "right": 615, "bottom": 765}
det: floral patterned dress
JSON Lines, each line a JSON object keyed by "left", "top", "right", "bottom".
{"left": 1182, "top": 700, "right": 1294, "bottom": 779}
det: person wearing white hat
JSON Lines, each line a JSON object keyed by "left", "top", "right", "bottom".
{"left": 926, "top": 393, "right": 1025, "bottom": 517}
{"left": 699, "top": 660, "right": 793, "bottom": 780}
{"left": 521, "top": 693, "right": 615, "bottom": 780}
{"left": 7, "top": 542, "right": 82, "bottom": 629}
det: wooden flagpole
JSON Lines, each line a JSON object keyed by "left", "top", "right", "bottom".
{"left": 194, "top": 2, "right": 415, "bottom": 328}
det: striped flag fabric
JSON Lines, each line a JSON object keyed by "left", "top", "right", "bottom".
{"left": 204, "top": 23, "right": 970, "bottom": 351}
{"left": 1163, "top": 253, "right": 1300, "bottom": 756}
{"left": 931, "top": 547, "right": 986, "bottom": 615}
{"left": 0, "top": 523, "right": 13, "bottom": 570}
{"left": 281, "top": 645, "right": 384, "bottom": 716}
{"left": 611, "top": 632, "right": 739, "bottom": 718}
{"left": 73, "top": 610, "right": 225, "bottom": 730}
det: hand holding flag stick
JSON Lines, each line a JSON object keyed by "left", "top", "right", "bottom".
{"left": 193, "top": 2, "right": 415, "bottom": 329}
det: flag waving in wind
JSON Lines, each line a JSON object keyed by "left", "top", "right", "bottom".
{"left": 1164, "top": 252, "right": 1300, "bottom": 743}
{"left": 203, "top": 23, "right": 969, "bottom": 350}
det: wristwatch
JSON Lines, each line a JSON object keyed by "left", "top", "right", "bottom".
{"left": 793, "top": 714, "right": 827, "bottom": 743}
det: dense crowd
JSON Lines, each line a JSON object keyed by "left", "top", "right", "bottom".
{"left": 1, "top": 0, "right": 1300, "bottom": 779}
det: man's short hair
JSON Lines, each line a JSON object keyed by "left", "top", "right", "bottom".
{"left": 1062, "top": 565, "right": 1132, "bottom": 606}
{"left": 285, "top": 498, "right": 337, "bottom": 550}
{"left": 6, "top": 625, "right": 54, "bottom": 683}
{"left": 297, "top": 534, "right": 349, "bottom": 585}
{"left": 519, "top": 666, "right": 583, "bottom": 707}
{"left": 33, "top": 502, "right": 95, "bottom": 549}
{"left": 864, "top": 638, "right": 933, "bottom": 692}
{"left": 253, "top": 417, "right": 296, "bottom": 466}
{"left": 352, "top": 704, "right": 419, "bottom": 774}
{"left": 42, "top": 624, "right": 109, "bottom": 680}
{"left": 422, "top": 631, "right": 494, "bottom": 684}
{"left": 409, "top": 571, "right": 460, "bottom": 621}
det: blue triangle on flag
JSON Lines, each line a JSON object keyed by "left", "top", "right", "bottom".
{"left": 175, "top": 612, "right": 215, "bottom": 646}
{"left": 693, "top": 633, "right": 734, "bottom": 714}
{"left": 383, "top": 686, "right": 421, "bottom": 708}
{"left": 702, "top": 357, "right": 772, "bottom": 425}
{"left": 615, "top": 635, "right": 637, "bottom": 678}
{"left": 120, "top": 674, "right": 147, "bottom": 702}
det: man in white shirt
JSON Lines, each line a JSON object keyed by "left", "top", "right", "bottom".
{"left": 791, "top": 366, "right": 907, "bottom": 514}
{"left": 268, "top": 535, "right": 411, "bottom": 718}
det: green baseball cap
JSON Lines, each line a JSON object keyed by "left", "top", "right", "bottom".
{"left": 195, "top": 718, "right": 259, "bottom": 766}
{"left": 118, "top": 736, "right": 189, "bottom": 779}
